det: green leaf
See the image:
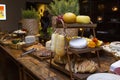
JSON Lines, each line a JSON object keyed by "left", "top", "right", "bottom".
{"left": 47, "top": 0, "right": 80, "bottom": 16}
{"left": 22, "top": 7, "right": 39, "bottom": 19}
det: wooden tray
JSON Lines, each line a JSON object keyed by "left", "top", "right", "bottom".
{"left": 22, "top": 43, "right": 53, "bottom": 61}
{"left": 57, "top": 23, "right": 97, "bottom": 28}
{"left": 50, "top": 60, "right": 91, "bottom": 80}
{"left": 29, "top": 51, "right": 53, "bottom": 61}
{"left": 68, "top": 47, "right": 103, "bottom": 54}
{"left": 50, "top": 54, "right": 117, "bottom": 80}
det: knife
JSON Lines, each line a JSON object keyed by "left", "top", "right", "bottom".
{"left": 21, "top": 48, "right": 36, "bottom": 57}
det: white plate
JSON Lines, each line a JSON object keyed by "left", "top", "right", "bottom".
{"left": 87, "top": 73, "right": 120, "bottom": 80}
{"left": 110, "top": 60, "right": 120, "bottom": 72}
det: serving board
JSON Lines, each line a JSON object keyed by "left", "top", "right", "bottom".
{"left": 102, "top": 44, "right": 120, "bottom": 60}
{"left": 29, "top": 51, "right": 53, "bottom": 61}
{"left": 50, "top": 53, "right": 117, "bottom": 80}
{"left": 50, "top": 60, "right": 90, "bottom": 80}
{"left": 68, "top": 47, "right": 103, "bottom": 54}
{"left": 22, "top": 43, "right": 53, "bottom": 61}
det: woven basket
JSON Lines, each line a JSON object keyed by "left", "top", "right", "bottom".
{"left": 52, "top": 16, "right": 78, "bottom": 37}
{"left": 55, "top": 28, "right": 78, "bottom": 37}
{"left": 22, "top": 19, "right": 39, "bottom": 35}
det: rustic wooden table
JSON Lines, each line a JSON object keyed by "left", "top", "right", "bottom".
{"left": 0, "top": 45, "right": 70, "bottom": 80}
{"left": 0, "top": 44, "right": 118, "bottom": 80}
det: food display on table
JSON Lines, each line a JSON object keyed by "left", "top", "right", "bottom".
{"left": 49, "top": 20, "right": 104, "bottom": 79}
{"left": 23, "top": 43, "right": 51, "bottom": 57}
{"left": 0, "top": 7, "right": 117, "bottom": 80}
{"left": 62, "top": 12, "right": 76, "bottom": 23}
{"left": 24, "top": 43, "right": 45, "bottom": 51}
{"left": 13, "top": 29, "right": 27, "bottom": 34}
{"left": 0, "top": 32, "right": 26, "bottom": 49}
{"left": 50, "top": 33, "right": 103, "bottom": 67}
{"left": 1, "top": 39, "right": 25, "bottom": 49}
{"left": 76, "top": 15, "right": 91, "bottom": 24}
{"left": 69, "top": 37, "right": 87, "bottom": 48}
{"left": 10, "top": 39, "right": 25, "bottom": 49}
{"left": 0, "top": 33, "right": 19, "bottom": 43}
{"left": 1, "top": 0, "right": 119, "bottom": 79}
{"left": 59, "top": 12, "right": 92, "bottom": 24}
{"left": 110, "top": 41, "right": 120, "bottom": 51}
{"left": 50, "top": 32, "right": 104, "bottom": 79}
{"left": 53, "top": 10, "right": 93, "bottom": 30}
{"left": 0, "top": 29, "right": 51, "bottom": 58}
{"left": 65, "top": 59, "right": 98, "bottom": 73}
{"left": 86, "top": 37, "right": 103, "bottom": 48}
{"left": 69, "top": 37, "right": 103, "bottom": 48}
{"left": 102, "top": 41, "right": 120, "bottom": 58}
{"left": 32, "top": 49, "right": 51, "bottom": 57}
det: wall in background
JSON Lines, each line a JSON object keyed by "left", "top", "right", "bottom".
{"left": 0, "top": 0, "right": 51, "bottom": 33}
{"left": 0, "top": 0, "right": 26, "bottom": 32}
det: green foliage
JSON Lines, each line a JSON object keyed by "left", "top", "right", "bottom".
{"left": 40, "top": 27, "right": 53, "bottom": 37}
{"left": 47, "top": 27, "right": 53, "bottom": 36}
{"left": 22, "top": 8, "right": 39, "bottom": 19}
{"left": 47, "top": 0, "right": 79, "bottom": 16}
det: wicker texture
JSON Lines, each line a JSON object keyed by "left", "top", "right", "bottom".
{"left": 52, "top": 16, "right": 78, "bottom": 37}
{"left": 22, "top": 19, "right": 39, "bottom": 35}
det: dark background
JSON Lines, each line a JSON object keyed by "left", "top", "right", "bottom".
{"left": 79, "top": 0, "right": 120, "bottom": 41}
{"left": 0, "top": 0, "right": 120, "bottom": 42}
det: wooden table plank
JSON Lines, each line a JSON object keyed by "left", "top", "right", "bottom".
{"left": 0, "top": 45, "right": 70, "bottom": 80}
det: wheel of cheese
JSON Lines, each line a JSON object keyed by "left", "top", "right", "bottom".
{"left": 69, "top": 37, "right": 87, "bottom": 48}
